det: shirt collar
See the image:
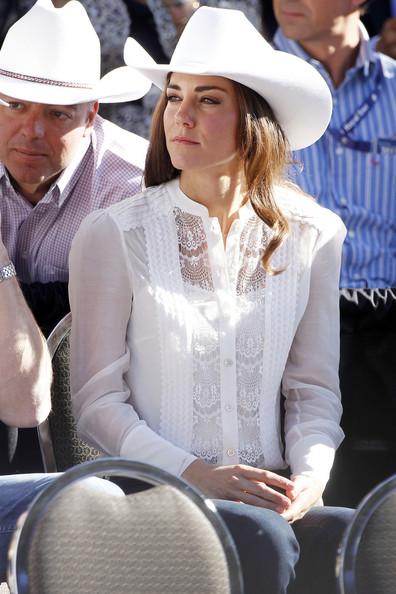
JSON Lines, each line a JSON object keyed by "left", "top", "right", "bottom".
{"left": 169, "top": 177, "right": 254, "bottom": 222}
{"left": 55, "top": 133, "right": 91, "bottom": 199}
{"left": 273, "top": 21, "right": 377, "bottom": 81}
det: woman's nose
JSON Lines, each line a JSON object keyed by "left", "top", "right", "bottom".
{"left": 175, "top": 101, "right": 195, "bottom": 127}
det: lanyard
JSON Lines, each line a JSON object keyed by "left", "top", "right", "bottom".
{"left": 328, "top": 63, "right": 396, "bottom": 154}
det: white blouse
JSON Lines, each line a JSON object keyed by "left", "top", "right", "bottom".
{"left": 69, "top": 178, "right": 346, "bottom": 485}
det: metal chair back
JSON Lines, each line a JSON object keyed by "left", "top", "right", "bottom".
{"left": 38, "top": 313, "right": 101, "bottom": 472}
{"left": 8, "top": 458, "right": 243, "bottom": 594}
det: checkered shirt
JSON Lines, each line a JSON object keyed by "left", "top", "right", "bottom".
{"left": 0, "top": 115, "right": 148, "bottom": 283}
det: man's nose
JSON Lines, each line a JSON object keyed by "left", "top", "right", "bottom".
{"left": 22, "top": 114, "right": 46, "bottom": 138}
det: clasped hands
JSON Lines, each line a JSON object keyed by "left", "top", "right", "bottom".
{"left": 182, "top": 459, "right": 324, "bottom": 523}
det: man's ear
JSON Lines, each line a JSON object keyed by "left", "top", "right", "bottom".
{"left": 84, "top": 100, "right": 99, "bottom": 135}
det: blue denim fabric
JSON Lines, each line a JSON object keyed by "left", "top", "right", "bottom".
{"left": 0, "top": 474, "right": 126, "bottom": 582}
{"left": 0, "top": 474, "right": 60, "bottom": 581}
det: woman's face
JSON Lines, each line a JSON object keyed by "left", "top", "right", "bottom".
{"left": 163, "top": 73, "right": 242, "bottom": 176}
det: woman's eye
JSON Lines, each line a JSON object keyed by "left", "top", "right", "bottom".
{"left": 166, "top": 94, "right": 181, "bottom": 102}
{"left": 201, "top": 97, "right": 220, "bottom": 104}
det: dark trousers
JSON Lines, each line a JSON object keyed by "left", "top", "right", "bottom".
{"left": 324, "top": 289, "right": 396, "bottom": 508}
{"left": 215, "top": 500, "right": 353, "bottom": 594}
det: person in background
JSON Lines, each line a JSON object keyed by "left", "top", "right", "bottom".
{"left": 363, "top": 0, "right": 396, "bottom": 59}
{"left": 69, "top": 8, "right": 353, "bottom": 593}
{"left": 0, "top": 0, "right": 151, "bottom": 475}
{"left": 272, "top": 0, "right": 396, "bottom": 507}
{"left": 0, "top": 0, "right": 150, "bottom": 337}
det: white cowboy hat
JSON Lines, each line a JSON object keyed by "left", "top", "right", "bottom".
{"left": 0, "top": 0, "right": 151, "bottom": 105}
{"left": 123, "top": 6, "right": 332, "bottom": 150}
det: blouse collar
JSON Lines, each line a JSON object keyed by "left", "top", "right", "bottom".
{"left": 168, "top": 177, "right": 254, "bottom": 222}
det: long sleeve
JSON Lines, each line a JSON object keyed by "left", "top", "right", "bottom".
{"left": 69, "top": 208, "right": 196, "bottom": 476}
{"left": 282, "top": 212, "right": 347, "bottom": 485}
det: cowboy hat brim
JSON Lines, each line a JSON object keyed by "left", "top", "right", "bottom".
{"left": 0, "top": 65, "right": 151, "bottom": 105}
{"left": 124, "top": 42, "right": 331, "bottom": 151}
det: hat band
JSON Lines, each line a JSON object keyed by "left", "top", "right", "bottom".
{"left": 0, "top": 68, "right": 94, "bottom": 89}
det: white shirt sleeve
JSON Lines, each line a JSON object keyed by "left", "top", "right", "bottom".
{"left": 282, "top": 211, "right": 347, "bottom": 485}
{"left": 69, "top": 209, "right": 196, "bottom": 476}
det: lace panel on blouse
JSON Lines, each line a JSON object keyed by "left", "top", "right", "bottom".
{"left": 174, "top": 207, "right": 221, "bottom": 462}
{"left": 236, "top": 216, "right": 268, "bottom": 466}
{"left": 236, "top": 216, "right": 268, "bottom": 296}
{"left": 174, "top": 207, "right": 214, "bottom": 292}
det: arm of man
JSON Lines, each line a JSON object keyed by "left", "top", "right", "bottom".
{"left": 0, "top": 239, "right": 52, "bottom": 427}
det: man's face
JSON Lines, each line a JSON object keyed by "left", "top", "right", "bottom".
{"left": 0, "top": 95, "right": 98, "bottom": 201}
{"left": 273, "top": 0, "right": 360, "bottom": 42}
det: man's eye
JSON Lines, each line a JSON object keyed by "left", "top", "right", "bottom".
{"left": 8, "top": 102, "right": 23, "bottom": 110}
{"left": 52, "top": 111, "right": 71, "bottom": 120}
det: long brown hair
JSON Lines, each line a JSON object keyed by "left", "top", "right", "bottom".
{"left": 144, "top": 78, "right": 290, "bottom": 274}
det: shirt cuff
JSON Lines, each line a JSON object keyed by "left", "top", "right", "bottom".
{"left": 288, "top": 437, "right": 336, "bottom": 486}
{"left": 120, "top": 423, "right": 197, "bottom": 477}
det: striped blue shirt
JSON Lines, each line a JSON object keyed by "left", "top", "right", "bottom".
{"left": 274, "top": 25, "right": 396, "bottom": 288}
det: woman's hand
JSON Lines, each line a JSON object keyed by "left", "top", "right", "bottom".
{"left": 182, "top": 459, "right": 294, "bottom": 513}
{"left": 281, "top": 475, "right": 324, "bottom": 523}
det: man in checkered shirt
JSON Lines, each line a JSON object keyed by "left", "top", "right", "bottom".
{"left": 0, "top": 0, "right": 151, "bottom": 336}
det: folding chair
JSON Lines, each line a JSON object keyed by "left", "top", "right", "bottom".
{"left": 337, "top": 473, "right": 396, "bottom": 594}
{"left": 8, "top": 458, "right": 243, "bottom": 594}
{"left": 37, "top": 312, "right": 101, "bottom": 472}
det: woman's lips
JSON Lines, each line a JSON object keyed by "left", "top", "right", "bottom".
{"left": 173, "top": 136, "right": 199, "bottom": 145}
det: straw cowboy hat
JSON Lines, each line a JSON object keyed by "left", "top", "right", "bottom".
{"left": 124, "top": 6, "right": 332, "bottom": 150}
{"left": 0, "top": 0, "right": 151, "bottom": 105}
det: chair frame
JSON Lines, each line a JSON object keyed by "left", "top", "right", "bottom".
{"left": 37, "top": 313, "right": 72, "bottom": 473}
{"left": 8, "top": 457, "right": 244, "bottom": 594}
{"left": 336, "top": 473, "right": 396, "bottom": 594}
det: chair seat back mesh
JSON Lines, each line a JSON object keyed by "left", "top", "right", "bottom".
{"left": 27, "top": 480, "right": 231, "bottom": 594}
{"left": 337, "top": 475, "right": 396, "bottom": 594}
{"left": 355, "top": 492, "right": 396, "bottom": 594}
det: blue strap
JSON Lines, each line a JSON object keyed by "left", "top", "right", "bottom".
{"left": 328, "top": 62, "right": 396, "bottom": 154}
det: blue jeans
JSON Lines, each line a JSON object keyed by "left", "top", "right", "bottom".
{"left": 0, "top": 474, "right": 59, "bottom": 581}
{"left": 0, "top": 473, "right": 126, "bottom": 582}
{"left": 215, "top": 500, "right": 354, "bottom": 594}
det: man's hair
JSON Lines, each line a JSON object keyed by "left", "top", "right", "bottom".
{"left": 144, "top": 77, "right": 290, "bottom": 274}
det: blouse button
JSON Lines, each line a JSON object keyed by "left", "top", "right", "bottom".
{"left": 226, "top": 448, "right": 235, "bottom": 457}
{"left": 225, "top": 404, "right": 232, "bottom": 412}
{"left": 223, "top": 358, "right": 234, "bottom": 367}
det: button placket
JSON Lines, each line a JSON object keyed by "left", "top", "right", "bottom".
{"left": 205, "top": 215, "right": 239, "bottom": 465}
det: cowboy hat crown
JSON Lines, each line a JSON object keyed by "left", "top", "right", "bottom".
{"left": 124, "top": 6, "right": 332, "bottom": 150}
{"left": 0, "top": 0, "right": 151, "bottom": 105}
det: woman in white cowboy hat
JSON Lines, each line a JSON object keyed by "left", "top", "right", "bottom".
{"left": 69, "top": 6, "right": 353, "bottom": 593}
